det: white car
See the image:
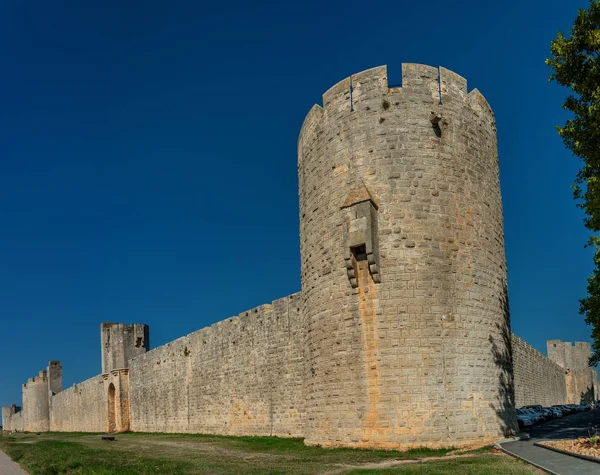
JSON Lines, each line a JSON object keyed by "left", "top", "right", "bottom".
{"left": 516, "top": 409, "right": 534, "bottom": 429}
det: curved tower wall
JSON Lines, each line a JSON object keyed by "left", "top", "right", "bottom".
{"left": 22, "top": 371, "right": 50, "bottom": 432}
{"left": 298, "top": 64, "right": 516, "bottom": 448}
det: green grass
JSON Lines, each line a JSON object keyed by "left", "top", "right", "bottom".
{"left": 347, "top": 454, "right": 538, "bottom": 474}
{"left": 0, "top": 432, "right": 539, "bottom": 474}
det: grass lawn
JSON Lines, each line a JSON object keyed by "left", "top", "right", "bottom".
{"left": 0, "top": 431, "right": 540, "bottom": 474}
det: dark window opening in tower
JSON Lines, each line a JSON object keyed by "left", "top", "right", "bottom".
{"left": 135, "top": 337, "right": 143, "bottom": 348}
{"left": 351, "top": 245, "right": 367, "bottom": 262}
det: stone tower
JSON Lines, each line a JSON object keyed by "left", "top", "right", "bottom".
{"left": 298, "top": 64, "right": 516, "bottom": 449}
{"left": 101, "top": 322, "right": 149, "bottom": 373}
{"left": 101, "top": 323, "right": 149, "bottom": 433}
{"left": 21, "top": 361, "right": 63, "bottom": 432}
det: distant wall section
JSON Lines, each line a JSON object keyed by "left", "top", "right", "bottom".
{"left": 129, "top": 293, "right": 306, "bottom": 437}
{"left": 511, "top": 334, "right": 566, "bottom": 406}
{"left": 1, "top": 405, "right": 23, "bottom": 432}
{"left": 49, "top": 375, "right": 106, "bottom": 432}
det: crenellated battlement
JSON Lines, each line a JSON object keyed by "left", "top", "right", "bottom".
{"left": 24, "top": 370, "right": 47, "bottom": 388}
{"left": 299, "top": 64, "right": 494, "bottom": 144}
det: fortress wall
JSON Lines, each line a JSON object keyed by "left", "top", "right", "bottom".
{"left": 566, "top": 369, "right": 596, "bottom": 404}
{"left": 2, "top": 405, "right": 23, "bottom": 432}
{"left": 11, "top": 410, "right": 24, "bottom": 431}
{"left": 511, "top": 334, "right": 566, "bottom": 407}
{"left": 22, "top": 372, "right": 49, "bottom": 432}
{"left": 547, "top": 340, "right": 597, "bottom": 404}
{"left": 129, "top": 292, "right": 306, "bottom": 437}
{"left": 49, "top": 375, "right": 106, "bottom": 432}
{"left": 2, "top": 409, "right": 24, "bottom": 432}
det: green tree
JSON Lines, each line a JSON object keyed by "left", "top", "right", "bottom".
{"left": 546, "top": 0, "right": 600, "bottom": 365}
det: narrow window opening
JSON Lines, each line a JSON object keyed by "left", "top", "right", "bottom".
{"left": 135, "top": 337, "right": 143, "bottom": 348}
{"left": 351, "top": 245, "right": 368, "bottom": 262}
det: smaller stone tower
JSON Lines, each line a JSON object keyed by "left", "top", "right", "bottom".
{"left": 547, "top": 340, "right": 598, "bottom": 404}
{"left": 101, "top": 323, "right": 149, "bottom": 373}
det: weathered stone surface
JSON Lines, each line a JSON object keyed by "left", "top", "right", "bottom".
{"left": 22, "top": 370, "right": 51, "bottom": 432}
{"left": 299, "top": 64, "right": 515, "bottom": 448}
{"left": 547, "top": 340, "right": 598, "bottom": 404}
{"left": 512, "top": 334, "right": 566, "bottom": 406}
{"left": 101, "top": 323, "right": 149, "bottom": 374}
{"left": 50, "top": 375, "right": 106, "bottom": 432}
{"left": 1, "top": 405, "right": 23, "bottom": 432}
{"left": 128, "top": 293, "right": 306, "bottom": 437}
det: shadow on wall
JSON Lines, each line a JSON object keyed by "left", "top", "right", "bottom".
{"left": 489, "top": 281, "right": 518, "bottom": 436}
{"left": 581, "top": 386, "right": 595, "bottom": 404}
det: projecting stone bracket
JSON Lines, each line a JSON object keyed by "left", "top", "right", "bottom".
{"left": 430, "top": 111, "right": 448, "bottom": 137}
{"left": 342, "top": 184, "right": 380, "bottom": 288}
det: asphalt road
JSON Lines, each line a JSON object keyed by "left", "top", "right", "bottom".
{"left": 502, "top": 409, "right": 600, "bottom": 474}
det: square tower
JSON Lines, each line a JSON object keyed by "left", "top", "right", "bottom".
{"left": 101, "top": 323, "right": 149, "bottom": 374}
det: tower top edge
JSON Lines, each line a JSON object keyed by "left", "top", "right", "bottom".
{"left": 101, "top": 322, "right": 149, "bottom": 329}
{"left": 298, "top": 63, "right": 493, "bottom": 141}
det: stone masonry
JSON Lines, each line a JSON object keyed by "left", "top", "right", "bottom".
{"left": 512, "top": 335, "right": 567, "bottom": 407}
{"left": 547, "top": 340, "right": 598, "bottom": 404}
{"left": 2, "top": 64, "right": 597, "bottom": 449}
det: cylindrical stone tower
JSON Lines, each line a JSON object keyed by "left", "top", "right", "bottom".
{"left": 298, "top": 64, "right": 517, "bottom": 449}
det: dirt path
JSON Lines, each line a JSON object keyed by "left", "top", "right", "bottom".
{"left": 0, "top": 450, "right": 28, "bottom": 475}
{"left": 320, "top": 453, "right": 478, "bottom": 474}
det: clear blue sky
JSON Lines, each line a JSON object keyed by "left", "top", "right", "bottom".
{"left": 0, "top": 0, "right": 593, "bottom": 407}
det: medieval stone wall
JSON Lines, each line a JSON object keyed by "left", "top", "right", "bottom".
{"left": 547, "top": 340, "right": 597, "bottom": 404}
{"left": 49, "top": 375, "right": 106, "bottom": 432}
{"left": 10, "top": 410, "right": 24, "bottom": 431}
{"left": 129, "top": 293, "right": 306, "bottom": 437}
{"left": 511, "top": 334, "right": 567, "bottom": 406}
{"left": 1, "top": 405, "right": 22, "bottom": 432}
{"left": 565, "top": 369, "right": 597, "bottom": 404}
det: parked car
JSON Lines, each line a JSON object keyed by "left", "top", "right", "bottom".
{"left": 520, "top": 408, "right": 543, "bottom": 423}
{"left": 516, "top": 409, "right": 535, "bottom": 429}
{"left": 547, "top": 406, "right": 563, "bottom": 417}
{"left": 523, "top": 405, "right": 549, "bottom": 421}
{"left": 527, "top": 406, "right": 549, "bottom": 422}
{"left": 551, "top": 404, "right": 565, "bottom": 415}
{"left": 556, "top": 404, "right": 575, "bottom": 415}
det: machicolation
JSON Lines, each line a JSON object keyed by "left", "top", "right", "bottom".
{"left": 2, "top": 63, "right": 598, "bottom": 449}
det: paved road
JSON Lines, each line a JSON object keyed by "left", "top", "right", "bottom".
{"left": 0, "top": 450, "right": 28, "bottom": 475}
{"left": 501, "top": 409, "right": 600, "bottom": 474}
